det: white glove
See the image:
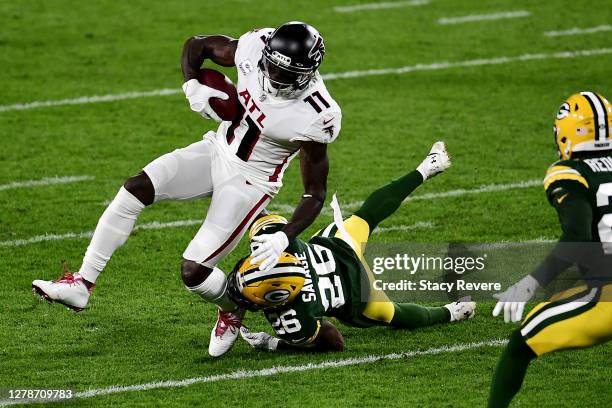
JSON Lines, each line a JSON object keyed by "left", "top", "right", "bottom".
{"left": 492, "top": 275, "right": 540, "bottom": 323}
{"left": 250, "top": 231, "right": 289, "bottom": 271}
{"left": 240, "top": 327, "right": 280, "bottom": 351}
{"left": 181, "top": 78, "right": 228, "bottom": 122}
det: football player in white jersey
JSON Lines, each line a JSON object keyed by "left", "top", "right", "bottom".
{"left": 32, "top": 22, "right": 342, "bottom": 357}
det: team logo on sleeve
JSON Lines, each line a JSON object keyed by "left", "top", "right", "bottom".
{"left": 238, "top": 60, "right": 254, "bottom": 76}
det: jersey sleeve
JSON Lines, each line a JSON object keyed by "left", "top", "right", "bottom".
{"left": 265, "top": 306, "right": 322, "bottom": 345}
{"left": 234, "top": 28, "right": 274, "bottom": 68}
{"left": 543, "top": 161, "right": 590, "bottom": 204}
{"left": 293, "top": 111, "right": 342, "bottom": 144}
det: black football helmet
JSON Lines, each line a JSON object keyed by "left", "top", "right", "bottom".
{"left": 258, "top": 21, "right": 325, "bottom": 98}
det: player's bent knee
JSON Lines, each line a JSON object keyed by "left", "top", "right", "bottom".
{"left": 123, "top": 171, "right": 155, "bottom": 206}
{"left": 181, "top": 259, "right": 212, "bottom": 287}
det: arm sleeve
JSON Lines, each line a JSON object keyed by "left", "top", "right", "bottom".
{"left": 532, "top": 183, "right": 593, "bottom": 286}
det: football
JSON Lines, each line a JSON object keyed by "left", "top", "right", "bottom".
{"left": 197, "top": 68, "right": 239, "bottom": 121}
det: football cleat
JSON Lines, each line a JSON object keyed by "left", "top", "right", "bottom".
{"left": 32, "top": 272, "right": 94, "bottom": 312}
{"left": 444, "top": 297, "right": 476, "bottom": 322}
{"left": 416, "top": 141, "right": 452, "bottom": 180}
{"left": 208, "top": 308, "right": 245, "bottom": 357}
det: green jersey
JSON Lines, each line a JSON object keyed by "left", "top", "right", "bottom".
{"left": 537, "top": 157, "right": 612, "bottom": 286}
{"left": 258, "top": 230, "right": 367, "bottom": 345}
{"left": 544, "top": 156, "right": 612, "bottom": 244}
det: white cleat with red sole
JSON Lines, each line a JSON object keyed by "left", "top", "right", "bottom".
{"left": 208, "top": 308, "right": 244, "bottom": 357}
{"left": 32, "top": 272, "right": 94, "bottom": 312}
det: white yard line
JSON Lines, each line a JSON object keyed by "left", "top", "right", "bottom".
{"left": 0, "top": 339, "right": 507, "bottom": 406}
{"left": 0, "top": 176, "right": 93, "bottom": 192}
{"left": 437, "top": 10, "right": 531, "bottom": 25}
{"left": 544, "top": 24, "right": 612, "bottom": 37}
{"left": 2, "top": 48, "right": 611, "bottom": 113}
{"left": 319, "top": 48, "right": 612, "bottom": 80}
{"left": 318, "top": 179, "right": 542, "bottom": 215}
{"left": 2, "top": 179, "right": 542, "bottom": 247}
{"left": 0, "top": 219, "right": 202, "bottom": 247}
{"left": 0, "top": 89, "right": 178, "bottom": 113}
{"left": 374, "top": 221, "right": 434, "bottom": 233}
{"left": 334, "top": 0, "right": 428, "bottom": 13}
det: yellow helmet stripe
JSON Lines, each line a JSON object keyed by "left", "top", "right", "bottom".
{"left": 543, "top": 173, "right": 589, "bottom": 190}
{"left": 581, "top": 91, "right": 609, "bottom": 141}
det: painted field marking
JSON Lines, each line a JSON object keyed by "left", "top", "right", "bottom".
{"left": 544, "top": 24, "right": 611, "bottom": 37}
{"left": 0, "top": 339, "right": 507, "bottom": 406}
{"left": 374, "top": 221, "right": 434, "bottom": 233}
{"left": 2, "top": 48, "right": 611, "bottom": 113}
{"left": 0, "top": 176, "right": 93, "bottom": 192}
{"left": 437, "top": 10, "right": 531, "bottom": 25}
{"left": 1, "top": 179, "right": 542, "bottom": 247}
{"left": 334, "top": 0, "right": 428, "bottom": 13}
{"left": 0, "top": 219, "right": 202, "bottom": 247}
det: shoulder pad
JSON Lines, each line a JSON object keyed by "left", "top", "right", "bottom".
{"left": 543, "top": 160, "right": 589, "bottom": 192}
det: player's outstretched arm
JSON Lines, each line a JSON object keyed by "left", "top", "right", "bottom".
{"left": 240, "top": 321, "right": 344, "bottom": 353}
{"left": 181, "top": 35, "right": 238, "bottom": 80}
{"left": 492, "top": 186, "right": 593, "bottom": 323}
{"left": 251, "top": 142, "right": 328, "bottom": 271}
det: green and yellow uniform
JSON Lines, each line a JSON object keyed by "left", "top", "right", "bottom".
{"left": 246, "top": 170, "right": 451, "bottom": 345}
{"left": 520, "top": 158, "right": 612, "bottom": 356}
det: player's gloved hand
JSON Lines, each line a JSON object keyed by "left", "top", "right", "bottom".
{"left": 250, "top": 231, "right": 289, "bottom": 271}
{"left": 181, "top": 78, "right": 228, "bottom": 122}
{"left": 240, "top": 327, "right": 280, "bottom": 351}
{"left": 492, "top": 275, "right": 540, "bottom": 323}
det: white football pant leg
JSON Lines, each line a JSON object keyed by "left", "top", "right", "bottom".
{"left": 182, "top": 151, "right": 270, "bottom": 268}
{"left": 78, "top": 135, "right": 217, "bottom": 282}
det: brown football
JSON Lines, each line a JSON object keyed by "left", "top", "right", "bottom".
{"left": 197, "top": 68, "right": 239, "bottom": 122}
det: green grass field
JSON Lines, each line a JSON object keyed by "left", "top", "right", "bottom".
{"left": 1, "top": 0, "right": 611, "bottom": 406}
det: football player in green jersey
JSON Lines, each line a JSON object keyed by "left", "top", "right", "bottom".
{"left": 226, "top": 141, "right": 476, "bottom": 352}
{"left": 488, "top": 92, "right": 612, "bottom": 407}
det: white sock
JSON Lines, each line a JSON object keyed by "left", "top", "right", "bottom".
{"left": 187, "top": 267, "right": 237, "bottom": 312}
{"left": 78, "top": 187, "right": 145, "bottom": 283}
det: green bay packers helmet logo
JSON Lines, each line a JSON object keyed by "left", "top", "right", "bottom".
{"left": 226, "top": 252, "right": 306, "bottom": 310}
{"left": 556, "top": 102, "right": 570, "bottom": 120}
{"left": 264, "top": 289, "right": 291, "bottom": 304}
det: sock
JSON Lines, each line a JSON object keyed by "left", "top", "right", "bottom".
{"left": 78, "top": 187, "right": 145, "bottom": 283}
{"left": 354, "top": 170, "right": 424, "bottom": 231}
{"left": 390, "top": 303, "right": 450, "bottom": 329}
{"left": 488, "top": 330, "right": 536, "bottom": 408}
{"left": 187, "top": 267, "right": 237, "bottom": 312}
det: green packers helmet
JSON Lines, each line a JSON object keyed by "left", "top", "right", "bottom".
{"left": 227, "top": 252, "right": 306, "bottom": 311}
{"left": 554, "top": 91, "right": 612, "bottom": 159}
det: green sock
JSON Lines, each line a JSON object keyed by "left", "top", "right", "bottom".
{"left": 488, "top": 330, "right": 536, "bottom": 408}
{"left": 354, "top": 170, "right": 424, "bottom": 231}
{"left": 390, "top": 303, "right": 450, "bottom": 329}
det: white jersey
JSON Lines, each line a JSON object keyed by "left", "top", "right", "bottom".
{"left": 213, "top": 28, "right": 342, "bottom": 196}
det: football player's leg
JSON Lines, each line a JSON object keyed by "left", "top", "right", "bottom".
{"left": 32, "top": 138, "right": 216, "bottom": 310}
{"left": 487, "top": 330, "right": 537, "bottom": 408}
{"left": 81, "top": 138, "right": 216, "bottom": 282}
{"left": 353, "top": 141, "right": 450, "bottom": 235}
{"left": 181, "top": 173, "right": 270, "bottom": 356}
{"left": 488, "top": 285, "right": 612, "bottom": 408}
{"left": 360, "top": 301, "right": 455, "bottom": 329}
